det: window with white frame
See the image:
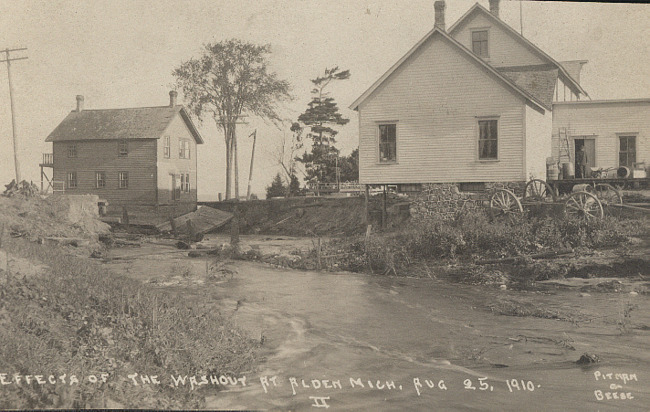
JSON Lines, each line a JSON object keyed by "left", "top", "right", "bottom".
{"left": 118, "top": 171, "right": 128, "bottom": 189}
{"left": 68, "top": 144, "right": 77, "bottom": 158}
{"left": 164, "top": 136, "right": 171, "bottom": 158}
{"left": 179, "top": 139, "right": 190, "bottom": 159}
{"left": 619, "top": 135, "right": 636, "bottom": 167}
{"left": 67, "top": 172, "right": 77, "bottom": 189}
{"left": 95, "top": 171, "right": 106, "bottom": 188}
{"left": 184, "top": 173, "right": 190, "bottom": 192}
{"left": 472, "top": 30, "right": 489, "bottom": 57}
{"left": 378, "top": 124, "right": 397, "bottom": 163}
{"left": 478, "top": 119, "right": 498, "bottom": 160}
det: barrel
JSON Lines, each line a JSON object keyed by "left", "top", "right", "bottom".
{"left": 617, "top": 166, "right": 630, "bottom": 179}
{"left": 546, "top": 163, "right": 559, "bottom": 181}
{"left": 562, "top": 162, "right": 575, "bottom": 179}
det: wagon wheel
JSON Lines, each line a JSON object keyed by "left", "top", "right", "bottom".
{"left": 594, "top": 183, "right": 623, "bottom": 206}
{"left": 594, "top": 183, "right": 623, "bottom": 217}
{"left": 523, "top": 179, "right": 557, "bottom": 202}
{"left": 564, "top": 191, "right": 604, "bottom": 221}
{"left": 490, "top": 189, "right": 523, "bottom": 217}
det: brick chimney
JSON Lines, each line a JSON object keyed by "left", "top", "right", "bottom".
{"left": 169, "top": 90, "right": 177, "bottom": 107}
{"left": 76, "top": 95, "right": 84, "bottom": 112}
{"left": 434, "top": 1, "right": 446, "bottom": 31}
{"left": 489, "top": 0, "right": 500, "bottom": 18}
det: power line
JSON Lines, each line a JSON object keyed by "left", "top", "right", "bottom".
{"left": 1, "top": 47, "right": 28, "bottom": 183}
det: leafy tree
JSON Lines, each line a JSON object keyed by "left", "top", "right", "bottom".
{"left": 173, "top": 39, "right": 291, "bottom": 200}
{"left": 296, "top": 67, "right": 350, "bottom": 184}
{"left": 339, "top": 148, "right": 359, "bottom": 182}
{"left": 266, "top": 173, "right": 286, "bottom": 199}
{"left": 288, "top": 174, "right": 301, "bottom": 197}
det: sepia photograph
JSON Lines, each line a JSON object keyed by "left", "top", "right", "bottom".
{"left": 0, "top": 0, "right": 649, "bottom": 410}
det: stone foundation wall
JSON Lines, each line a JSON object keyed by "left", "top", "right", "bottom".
{"left": 409, "top": 181, "right": 526, "bottom": 220}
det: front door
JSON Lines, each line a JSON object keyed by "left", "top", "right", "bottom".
{"left": 574, "top": 139, "right": 595, "bottom": 176}
{"left": 171, "top": 174, "right": 179, "bottom": 200}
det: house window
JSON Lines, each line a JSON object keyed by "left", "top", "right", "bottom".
{"left": 179, "top": 139, "right": 190, "bottom": 159}
{"left": 95, "top": 172, "right": 106, "bottom": 188}
{"left": 164, "top": 136, "right": 171, "bottom": 158}
{"left": 67, "top": 144, "right": 77, "bottom": 158}
{"left": 184, "top": 173, "right": 190, "bottom": 192}
{"left": 378, "top": 124, "right": 397, "bottom": 163}
{"left": 472, "top": 30, "right": 489, "bottom": 57}
{"left": 619, "top": 136, "right": 636, "bottom": 167}
{"left": 478, "top": 119, "right": 498, "bottom": 160}
{"left": 118, "top": 140, "right": 128, "bottom": 157}
{"left": 118, "top": 172, "right": 128, "bottom": 189}
{"left": 67, "top": 172, "right": 77, "bottom": 189}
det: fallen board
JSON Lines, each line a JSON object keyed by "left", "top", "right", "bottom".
{"left": 156, "top": 206, "right": 233, "bottom": 235}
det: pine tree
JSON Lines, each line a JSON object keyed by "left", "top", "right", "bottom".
{"left": 296, "top": 67, "right": 350, "bottom": 184}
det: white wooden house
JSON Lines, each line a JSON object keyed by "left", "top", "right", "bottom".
{"left": 351, "top": 0, "right": 648, "bottom": 190}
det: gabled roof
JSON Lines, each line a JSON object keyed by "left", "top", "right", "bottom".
{"left": 45, "top": 105, "right": 204, "bottom": 144}
{"left": 448, "top": 3, "right": 588, "bottom": 99}
{"left": 497, "top": 64, "right": 559, "bottom": 109}
{"left": 349, "top": 27, "right": 548, "bottom": 112}
{"left": 559, "top": 60, "right": 588, "bottom": 84}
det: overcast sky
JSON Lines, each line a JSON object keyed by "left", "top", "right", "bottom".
{"left": 0, "top": 0, "right": 648, "bottom": 200}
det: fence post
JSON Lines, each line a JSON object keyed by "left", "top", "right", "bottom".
{"left": 122, "top": 206, "right": 129, "bottom": 225}
{"left": 316, "top": 237, "right": 322, "bottom": 270}
{"left": 230, "top": 201, "right": 240, "bottom": 252}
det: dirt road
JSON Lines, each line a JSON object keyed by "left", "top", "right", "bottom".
{"left": 105, "top": 237, "right": 649, "bottom": 411}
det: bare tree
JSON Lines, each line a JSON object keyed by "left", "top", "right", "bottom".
{"left": 173, "top": 39, "right": 291, "bottom": 199}
{"left": 275, "top": 122, "right": 304, "bottom": 191}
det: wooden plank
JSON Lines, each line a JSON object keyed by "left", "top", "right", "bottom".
{"left": 156, "top": 206, "right": 233, "bottom": 234}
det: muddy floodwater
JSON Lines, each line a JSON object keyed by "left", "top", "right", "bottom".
{"left": 105, "top": 235, "right": 650, "bottom": 411}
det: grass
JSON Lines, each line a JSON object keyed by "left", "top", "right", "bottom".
{"left": 0, "top": 237, "right": 258, "bottom": 409}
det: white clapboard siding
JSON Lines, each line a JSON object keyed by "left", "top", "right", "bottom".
{"left": 552, "top": 100, "right": 650, "bottom": 169}
{"left": 450, "top": 12, "right": 545, "bottom": 68}
{"left": 157, "top": 114, "right": 199, "bottom": 205}
{"left": 358, "top": 34, "right": 527, "bottom": 184}
{"left": 526, "top": 105, "right": 553, "bottom": 180}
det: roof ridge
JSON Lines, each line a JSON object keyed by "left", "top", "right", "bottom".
{"left": 496, "top": 64, "right": 558, "bottom": 72}
{"left": 70, "top": 105, "right": 181, "bottom": 112}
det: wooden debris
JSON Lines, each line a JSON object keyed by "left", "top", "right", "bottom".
{"left": 475, "top": 248, "right": 574, "bottom": 265}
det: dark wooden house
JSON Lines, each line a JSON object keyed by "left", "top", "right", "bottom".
{"left": 44, "top": 91, "right": 203, "bottom": 210}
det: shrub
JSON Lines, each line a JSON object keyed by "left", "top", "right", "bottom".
{"left": 307, "top": 210, "right": 643, "bottom": 277}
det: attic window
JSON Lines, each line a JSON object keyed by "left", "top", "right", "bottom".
{"left": 67, "top": 144, "right": 77, "bottom": 158}
{"left": 472, "top": 30, "right": 489, "bottom": 57}
{"left": 118, "top": 140, "right": 128, "bottom": 157}
{"left": 179, "top": 139, "right": 190, "bottom": 159}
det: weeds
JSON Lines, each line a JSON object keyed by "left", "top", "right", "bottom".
{"left": 0, "top": 237, "right": 258, "bottom": 409}
{"left": 295, "top": 210, "right": 644, "bottom": 278}
{"left": 617, "top": 302, "right": 639, "bottom": 334}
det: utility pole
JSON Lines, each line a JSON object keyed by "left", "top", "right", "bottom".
{"left": 246, "top": 129, "right": 257, "bottom": 200}
{"left": 1, "top": 47, "right": 28, "bottom": 184}
{"left": 520, "top": 1, "right": 524, "bottom": 36}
